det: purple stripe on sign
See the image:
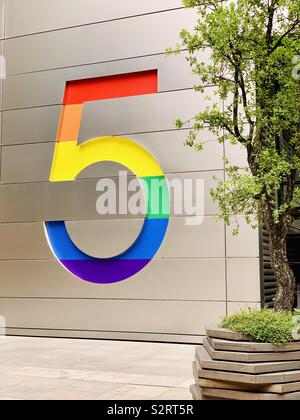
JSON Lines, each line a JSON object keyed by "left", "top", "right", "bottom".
{"left": 60, "top": 259, "right": 151, "bottom": 284}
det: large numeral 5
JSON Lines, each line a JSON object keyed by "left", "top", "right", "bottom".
{"left": 45, "top": 71, "right": 170, "bottom": 284}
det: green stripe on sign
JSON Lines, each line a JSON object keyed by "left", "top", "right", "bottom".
{"left": 140, "top": 176, "right": 170, "bottom": 219}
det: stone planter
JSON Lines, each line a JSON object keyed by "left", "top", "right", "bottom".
{"left": 191, "top": 326, "right": 300, "bottom": 400}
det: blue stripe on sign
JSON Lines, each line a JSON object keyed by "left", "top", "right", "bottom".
{"left": 45, "top": 218, "right": 169, "bottom": 261}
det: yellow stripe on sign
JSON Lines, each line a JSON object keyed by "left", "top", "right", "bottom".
{"left": 50, "top": 137, "right": 164, "bottom": 181}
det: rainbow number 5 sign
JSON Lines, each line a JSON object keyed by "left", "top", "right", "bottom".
{"left": 45, "top": 70, "right": 170, "bottom": 284}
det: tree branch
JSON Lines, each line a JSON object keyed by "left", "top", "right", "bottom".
{"left": 286, "top": 169, "right": 297, "bottom": 207}
{"left": 269, "top": 20, "right": 300, "bottom": 54}
{"left": 266, "top": 1, "right": 276, "bottom": 47}
{"left": 233, "top": 68, "right": 247, "bottom": 143}
{"left": 278, "top": 169, "right": 297, "bottom": 237}
{"left": 238, "top": 73, "right": 255, "bottom": 142}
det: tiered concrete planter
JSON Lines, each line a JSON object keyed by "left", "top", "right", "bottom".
{"left": 191, "top": 326, "right": 300, "bottom": 400}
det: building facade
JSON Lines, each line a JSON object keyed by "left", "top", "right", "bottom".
{"left": 0, "top": 0, "right": 262, "bottom": 343}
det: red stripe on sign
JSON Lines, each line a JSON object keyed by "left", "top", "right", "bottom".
{"left": 63, "top": 70, "right": 158, "bottom": 105}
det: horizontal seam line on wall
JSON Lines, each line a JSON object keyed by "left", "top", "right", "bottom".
{"left": 4, "top": 327, "right": 203, "bottom": 338}
{"left": 0, "top": 256, "right": 229, "bottom": 261}
{"left": 0, "top": 217, "right": 223, "bottom": 224}
{"left": 227, "top": 301, "right": 261, "bottom": 304}
{"left": 0, "top": 258, "right": 257, "bottom": 262}
{"left": 0, "top": 220, "right": 222, "bottom": 225}
{"left": 2, "top": 45, "right": 202, "bottom": 79}
{"left": 1, "top": 85, "right": 206, "bottom": 112}
{"left": 4, "top": 333, "right": 202, "bottom": 345}
{"left": 0, "top": 84, "right": 218, "bottom": 114}
{"left": 0, "top": 297, "right": 228, "bottom": 302}
{"left": 2, "top": 7, "right": 184, "bottom": 41}
{"left": 0, "top": 169, "right": 224, "bottom": 186}
{"left": 0, "top": 128, "right": 197, "bottom": 147}
{"left": 5, "top": 50, "right": 184, "bottom": 77}
{"left": 0, "top": 127, "right": 217, "bottom": 148}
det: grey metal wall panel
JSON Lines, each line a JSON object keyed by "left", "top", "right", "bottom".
{"left": 0, "top": 177, "right": 146, "bottom": 222}
{"left": 0, "top": 1, "right": 5, "bottom": 40}
{"left": 225, "top": 139, "right": 248, "bottom": 168}
{"left": 0, "top": 221, "right": 144, "bottom": 260}
{"left": 1, "top": 131, "right": 224, "bottom": 183}
{"left": 5, "top": 0, "right": 183, "bottom": 38}
{"left": 0, "top": 298, "right": 226, "bottom": 335}
{"left": 65, "top": 219, "right": 144, "bottom": 259}
{"left": 166, "top": 171, "right": 220, "bottom": 218}
{"left": 0, "top": 170, "right": 220, "bottom": 222}
{"left": 226, "top": 217, "right": 260, "bottom": 258}
{"left": 0, "top": 216, "right": 225, "bottom": 260}
{"left": 0, "top": 115, "right": 2, "bottom": 146}
{"left": 5, "top": 9, "right": 197, "bottom": 74}
{"left": 227, "top": 258, "right": 261, "bottom": 302}
{"left": 0, "top": 0, "right": 262, "bottom": 344}
{"left": 2, "top": 106, "right": 60, "bottom": 145}
{"left": 161, "top": 217, "right": 225, "bottom": 258}
{"left": 79, "top": 88, "right": 219, "bottom": 142}
{"left": 227, "top": 302, "right": 260, "bottom": 315}
{"left": 3, "top": 53, "right": 204, "bottom": 110}
{"left": 2, "top": 89, "right": 219, "bottom": 146}
{"left": 0, "top": 222, "right": 53, "bottom": 260}
{"left": 1, "top": 142, "right": 55, "bottom": 183}
{"left": 1, "top": 141, "right": 130, "bottom": 182}
{"left": 0, "top": 259, "right": 226, "bottom": 301}
{"left": 81, "top": 134, "right": 223, "bottom": 179}
{"left": 65, "top": 216, "right": 226, "bottom": 259}
{"left": 0, "top": 40, "right": 4, "bottom": 111}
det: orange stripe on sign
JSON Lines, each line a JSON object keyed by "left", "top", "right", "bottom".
{"left": 63, "top": 70, "right": 158, "bottom": 105}
{"left": 56, "top": 104, "right": 83, "bottom": 142}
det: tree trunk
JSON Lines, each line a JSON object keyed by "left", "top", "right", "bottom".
{"left": 269, "top": 235, "right": 295, "bottom": 312}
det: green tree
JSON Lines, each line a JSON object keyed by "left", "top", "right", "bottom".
{"left": 168, "top": 0, "right": 300, "bottom": 312}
